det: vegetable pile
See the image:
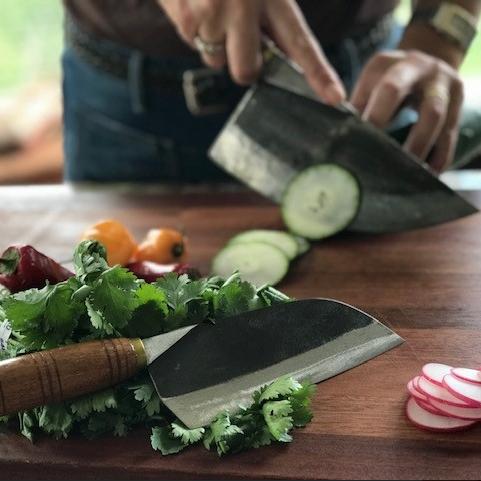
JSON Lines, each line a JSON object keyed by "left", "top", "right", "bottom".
{"left": 406, "top": 362, "right": 481, "bottom": 432}
{"left": 0, "top": 240, "right": 316, "bottom": 455}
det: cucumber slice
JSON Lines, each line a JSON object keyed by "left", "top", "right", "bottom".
{"left": 212, "top": 242, "right": 289, "bottom": 286}
{"left": 293, "top": 236, "right": 310, "bottom": 256}
{"left": 228, "top": 230, "right": 298, "bottom": 260}
{"left": 282, "top": 164, "right": 360, "bottom": 240}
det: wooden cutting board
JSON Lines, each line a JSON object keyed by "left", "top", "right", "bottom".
{"left": 1, "top": 184, "right": 481, "bottom": 480}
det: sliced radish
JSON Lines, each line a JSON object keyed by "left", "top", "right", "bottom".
{"left": 443, "top": 374, "right": 481, "bottom": 407}
{"left": 451, "top": 367, "right": 481, "bottom": 385}
{"left": 413, "top": 397, "right": 447, "bottom": 416}
{"left": 406, "top": 397, "right": 476, "bottom": 432}
{"left": 407, "top": 377, "right": 428, "bottom": 402}
{"left": 428, "top": 398, "right": 481, "bottom": 421}
{"left": 422, "top": 363, "right": 453, "bottom": 386}
{"left": 417, "top": 376, "right": 470, "bottom": 407}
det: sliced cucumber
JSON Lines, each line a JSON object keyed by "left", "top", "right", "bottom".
{"left": 212, "top": 242, "right": 289, "bottom": 286}
{"left": 293, "top": 235, "right": 310, "bottom": 256}
{"left": 228, "top": 229, "right": 298, "bottom": 260}
{"left": 282, "top": 164, "right": 360, "bottom": 240}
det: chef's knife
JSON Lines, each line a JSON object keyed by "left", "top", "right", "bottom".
{"left": 0, "top": 298, "right": 402, "bottom": 428}
{"left": 209, "top": 46, "right": 478, "bottom": 233}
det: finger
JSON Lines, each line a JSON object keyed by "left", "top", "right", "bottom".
{"left": 350, "top": 51, "right": 405, "bottom": 112}
{"left": 196, "top": 7, "right": 226, "bottom": 69}
{"left": 404, "top": 78, "right": 450, "bottom": 162}
{"left": 361, "top": 61, "right": 425, "bottom": 128}
{"left": 428, "top": 80, "right": 464, "bottom": 172}
{"left": 265, "top": 0, "right": 345, "bottom": 105}
{"left": 225, "top": 7, "right": 262, "bottom": 85}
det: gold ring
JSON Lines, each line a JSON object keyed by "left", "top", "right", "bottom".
{"left": 193, "top": 36, "right": 225, "bottom": 56}
{"left": 424, "top": 83, "right": 450, "bottom": 103}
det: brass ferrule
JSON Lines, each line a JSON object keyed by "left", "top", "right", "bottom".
{"left": 130, "top": 338, "right": 148, "bottom": 368}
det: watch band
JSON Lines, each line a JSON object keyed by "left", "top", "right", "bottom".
{"left": 410, "top": 2, "right": 478, "bottom": 52}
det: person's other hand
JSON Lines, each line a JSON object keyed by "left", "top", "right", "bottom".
{"left": 158, "top": 0, "right": 345, "bottom": 105}
{"left": 351, "top": 50, "right": 463, "bottom": 172}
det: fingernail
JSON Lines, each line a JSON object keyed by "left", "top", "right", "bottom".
{"left": 324, "top": 83, "right": 346, "bottom": 105}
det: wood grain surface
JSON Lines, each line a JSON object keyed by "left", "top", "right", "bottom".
{"left": 1, "top": 184, "right": 481, "bottom": 480}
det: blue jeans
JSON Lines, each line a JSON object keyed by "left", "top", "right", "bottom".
{"left": 62, "top": 20, "right": 408, "bottom": 182}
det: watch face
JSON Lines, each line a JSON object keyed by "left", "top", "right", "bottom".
{"left": 431, "top": 3, "right": 477, "bottom": 50}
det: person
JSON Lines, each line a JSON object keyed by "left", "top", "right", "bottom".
{"left": 62, "top": 0, "right": 480, "bottom": 182}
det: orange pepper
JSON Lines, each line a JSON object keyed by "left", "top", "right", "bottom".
{"left": 81, "top": 219, "right": 137, "bottom": 266}
{"left": 131, "top": 228, "right": 187, "bottom": 264}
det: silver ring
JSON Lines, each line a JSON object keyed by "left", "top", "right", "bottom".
{"left": 193, "top": 35, "right": 225, "bottom": 56}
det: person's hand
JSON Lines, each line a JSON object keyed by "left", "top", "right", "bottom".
{"left": 351, "top": 50, "right": 464, "bottom": 172}
{"left": 157, "top": 0, "right": 345, "bottom": 105}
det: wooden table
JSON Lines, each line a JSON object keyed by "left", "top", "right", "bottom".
{"left": 1, "top": 184, "right": 481, "bottom": 480}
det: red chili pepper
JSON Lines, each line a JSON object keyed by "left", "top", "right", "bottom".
{"left": 127, "top": 261, "right": 201, "bottom": 283}
{"left": 0, "top": 245, "right": 74, "bottom": 293}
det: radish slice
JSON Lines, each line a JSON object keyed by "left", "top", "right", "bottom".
{"left": 413, "top": 398, "right": 447, "bottom": 416}
{"left": 406, "top": 397, "right": 476, "bottom": 432}
{"left": 451, "top": 368, "right": 481, "bottom": 385}
{"left": 407, "top": 378, "right": 428, "bottom": 402}
{"left": 429, "top": 398, "right": 481, "bottom": 420}
{"left": 443, "top": 374, "right": 481, "bottom": 407}
{"left": 422, "top": 363, "right": 453, "bottom": 386}
{"left": 417, "top": 376, "right": 470, "bottom": 407}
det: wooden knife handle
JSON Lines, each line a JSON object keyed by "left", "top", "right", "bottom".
{"left": 0, "top": 338, "right": 147, "bottom": 416}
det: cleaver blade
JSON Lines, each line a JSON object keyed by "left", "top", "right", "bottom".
{"left": 147, "top": 298, "right": 403, "bottom": 428}
{"left": 209, "top": 50, "right": 478, "bottom": 233}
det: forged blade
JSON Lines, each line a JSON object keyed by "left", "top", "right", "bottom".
{"left": 148, "top": 299, "right": 402, "bottom": 428}
{"left": 209, "top": 84, "right": 477, "bottom": 232}
{"left": 142, "top": 325, "right": 196, "bottom": 365}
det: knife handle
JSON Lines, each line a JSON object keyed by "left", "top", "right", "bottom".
{"left": 0, "top": 338, "right": 147, "bottom": 416}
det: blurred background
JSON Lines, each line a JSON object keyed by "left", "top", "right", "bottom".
{"left": 0, "top": 0, "right": 480, "bottom": 185}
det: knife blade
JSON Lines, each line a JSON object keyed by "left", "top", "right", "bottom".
{"left": 209, "top": 49, "right": 478, "bottom": 233}
{"left": 0, "top": 298, "right": 402, "bottom": 428}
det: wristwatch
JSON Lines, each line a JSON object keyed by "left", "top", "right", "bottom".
{"left": 410, "top": 2, "right": 478, "bottom": 52}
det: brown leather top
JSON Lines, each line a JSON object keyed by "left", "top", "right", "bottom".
{"left": 63, "top": 0, "right": 399, "bottom": 57}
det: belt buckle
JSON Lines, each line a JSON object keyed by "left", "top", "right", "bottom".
{"left": 182, "top": 68, "right": 233, "bottom": 116}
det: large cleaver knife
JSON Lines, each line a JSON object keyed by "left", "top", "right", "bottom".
{"left": 0, "top": 299, "right": 402, "bottom": 428}
{"left": 209, "top": 46, "right": 477, "bottom": 233}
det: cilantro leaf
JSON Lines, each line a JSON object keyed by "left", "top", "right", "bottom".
{"left": 262, "top": 400, "right": 293, "bottom": 442}
{"left": 289, "top": 382, "right": 316, "bottom": 427}
{"left": 258, "top": 376, "right": 302, "bottom": 403}
{"left": 73, "top": 240, "right": 109, "bottom": 284}
{"left": 203, "top": 412, "right": 243, "bottom": 456}
{"left": 38, "top": 404, "right": 73, "bottom": 439}
{"left": 132, "top": 382, "right": 161, "bottom": 416}
{"left": 170, "top": 420, "right": 205, "bottom": 445}
{"left": 212, "top": 279, "right": 256, "bottom": 318}
{"left": 128, "top": 284, "right": 168, "bottom": 338}
{"left": 86, "top": 266, "right": 139, "bottom": 334}
{"left": 151, "top": 426, "right": 187, "bottom": 455}
{"left": 133, "top": 383, "right": 154, "bottom": 403}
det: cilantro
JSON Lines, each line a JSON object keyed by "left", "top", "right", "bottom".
{"left": 171, "top": 421, "right": 205, "bottom": 445}
{"left": 73, "top": 240, "right": 109, "bottom": 284}
{"left": 128, "top": 284, "right": 168, "bottom": 338}
{"left": 38, "top": 404, "right": 74, "bottom": 439}
{"left": 262, "top": 400, "right": 293, "bottom": 442}
{"left": 151, "top": 426, "right": 186, "bottom": 455}
{"left": 0, "top": 240, "right": 316, "bottom": 457}
{"left": 86, "top": 266, "right": 139, "bottom": 335}
{"left": 258, "top": 376, "right": 302, "bottom": 403}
